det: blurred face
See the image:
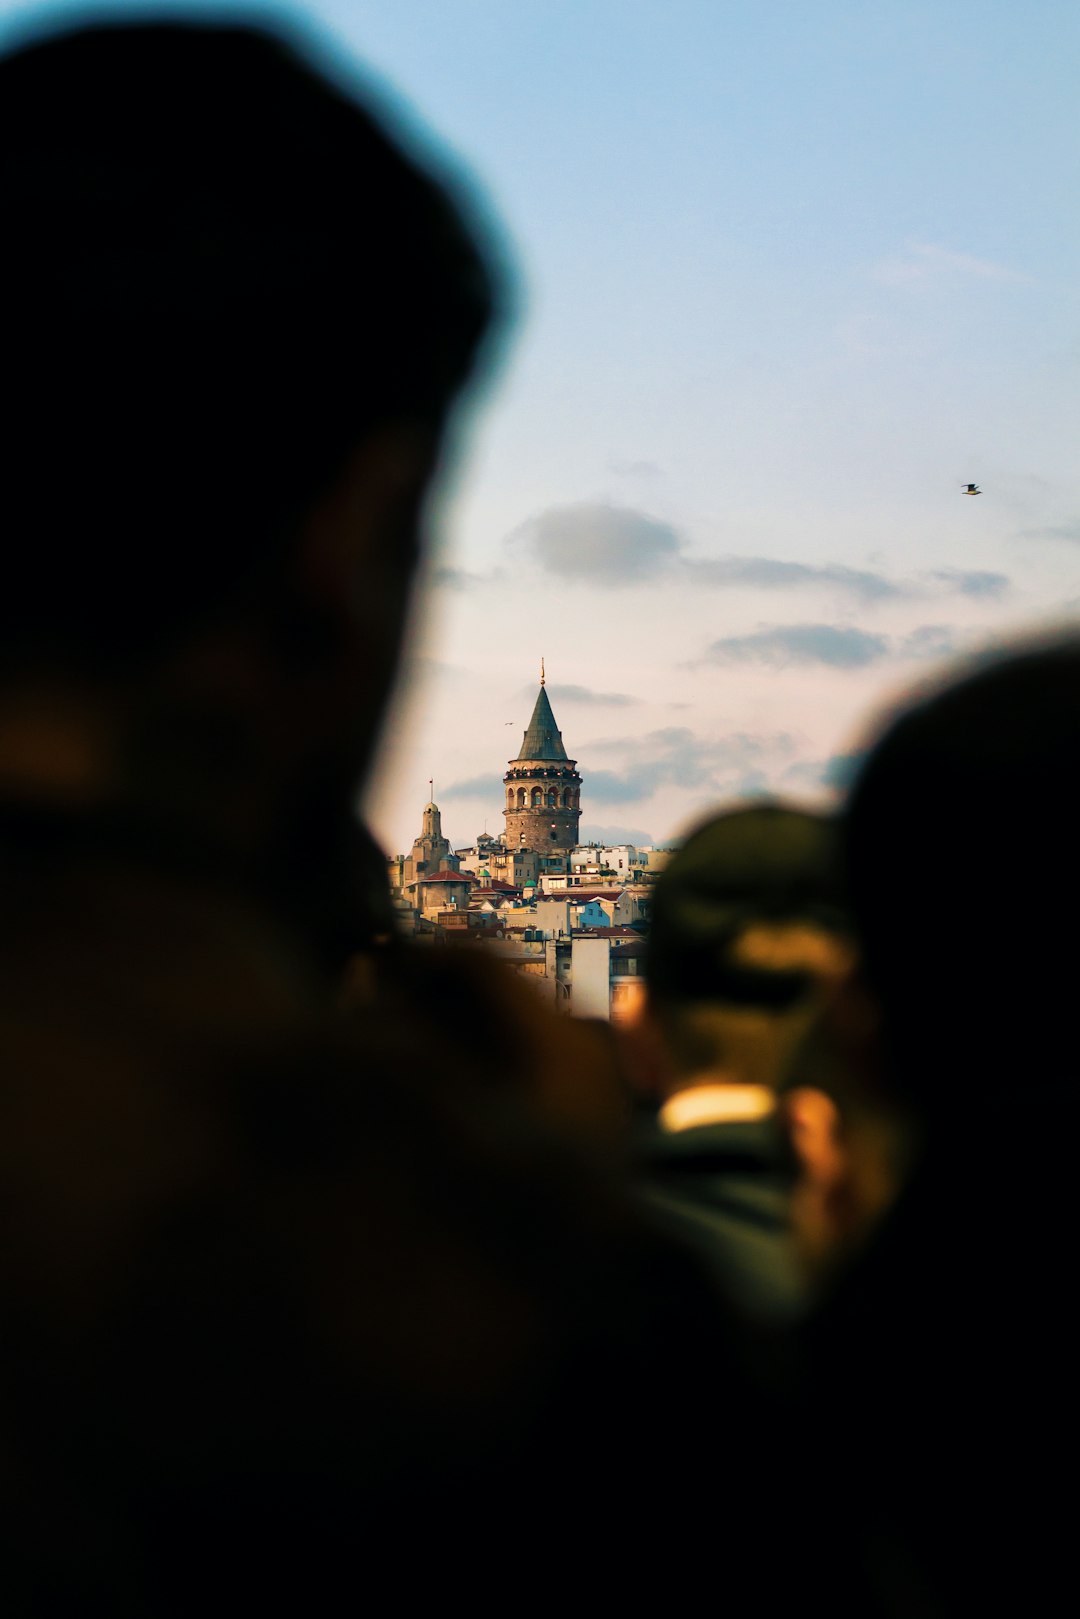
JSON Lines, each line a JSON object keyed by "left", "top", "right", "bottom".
{"left": 281, "top": 419, "right": 442, "bottom": 789}
{"left": 142, "top": 418, "right": 442, "bottom": 854}
{"left": 783, "top": 969, "right": 918, "bottom": 1284}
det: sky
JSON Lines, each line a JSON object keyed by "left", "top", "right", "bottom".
{"left": 4, "top": 0, "right": 1079, "bottom": 852}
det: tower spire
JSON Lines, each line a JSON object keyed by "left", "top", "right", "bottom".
{"left": 516, "top": 683, "right": 567, "bottom": 762}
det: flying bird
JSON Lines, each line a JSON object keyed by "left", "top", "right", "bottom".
{"left": 963, "top": 483, "right": 982, "bottom": 496}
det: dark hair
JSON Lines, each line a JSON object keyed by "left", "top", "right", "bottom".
{"left": 0, "top": 18, "right": 497, "bottom": 669}
{"left": 646, "top": 802, "right": 847, "bottom": 1008}
{"left": 845, "top": 635, "right": 1080, "bottom": 1098}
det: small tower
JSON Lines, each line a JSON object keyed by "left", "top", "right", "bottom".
{"left": 419, "top": 799, "right": 444, "bottom": 846}
{"left": 403, "top": 790, "right": 459, "bottom": 896}
{"left": 503, "top": 664, "right": 582, "bottom": 851}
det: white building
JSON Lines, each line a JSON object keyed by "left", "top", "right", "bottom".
{"left": 570, "top": 935, "right": 611, "bottom": 1020}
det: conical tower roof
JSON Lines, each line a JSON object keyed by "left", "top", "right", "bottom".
{"left": 516, "top": 682, "right": 568, "bottom": 761}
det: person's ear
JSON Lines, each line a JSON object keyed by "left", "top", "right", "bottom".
{"left": 782, "top": 1084, "right": 849, "bottom": 1274}
{"left": 783, "top": 969, "right": 911, "bottom": 1278}
{"left": 615, "top": 996, "right": 674, "bottom": 1104}
{"left": 784, "top": 1085, "right": 844, "bottom": 1191}
{"left": 296, "top": 423, "right": 438, "bottom": 625}
{"left": 821, "top": 964, "right": 886, "bottom": 1100}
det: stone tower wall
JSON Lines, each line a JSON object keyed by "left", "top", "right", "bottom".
{"left": 503, "top": 758, "right": 581, "bottom": 851}
{"left": 504, "top": 804, "right": 580, "bottom": 851}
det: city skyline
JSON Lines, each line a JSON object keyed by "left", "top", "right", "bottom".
{"left": 3, "top": 1, "right": 1076, "bottom": 853}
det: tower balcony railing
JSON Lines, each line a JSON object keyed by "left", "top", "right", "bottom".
{"left": 504, "top": 766, "right": 581, "bottom": 781}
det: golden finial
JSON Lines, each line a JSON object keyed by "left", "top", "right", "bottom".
{"left": 540, "top": 657, "right": 545, "bottom": 687}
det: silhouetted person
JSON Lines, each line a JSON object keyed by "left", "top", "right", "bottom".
{"left": 631, "top": 804, "right": 852, "bottom": 1324}
{"left": 0, "top": 18, "right": 752, "bottom": 1613}
{"left": 806, "top": 636, "right": 1080, "bottom": 1616}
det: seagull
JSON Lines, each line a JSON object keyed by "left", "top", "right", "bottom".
{"left": 963, "top": 483, "right": 982, "bottom": 496}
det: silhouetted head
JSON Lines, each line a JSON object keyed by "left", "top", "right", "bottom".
{"left": 0, "top": 17, "right": 497, "bottom": 774}
{"left": 642, "top": 803, "right": 851, "bottom": 1093}
{"left": 845, "top": 634, "right": 1080, "bottom": 1113}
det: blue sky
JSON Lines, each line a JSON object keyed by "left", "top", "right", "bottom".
{"left": 4, "top": 1, "right": 1079, "bottom": 850}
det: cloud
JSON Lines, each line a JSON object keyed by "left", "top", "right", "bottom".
{"left": 926, "top": 569, "right": 1009, "bottom": 599}
{"left": 399, "top": 654, "right": 461, "bottom": 680}
{"left": 704, "top": 624, "right": 891, "bottom": 669}
{"left": 509, "top": 502, "right": 1012, "bottom": 605}
{"left": 440, "top": 774, "right": 502, "bottom": 800}
{"left": 508, "top": 498, "right": 1023, "bottom": 618}
{"left": 697, "top": 562, "right": 1009, "bottom": 604}
{"left": 520, "top": 682, "right": 640, "bottom": 707}
{"left": 897, "top": 624, "right": 959, "bottom": 660}
{"left": 578, "top": 823, "right": 657, "bottom": 847}
{"left": 727, "top": 769, "right": 773, "bottom": 798}
{"left": 583, "top": 769, "right": 647, "bottom": 805}
{"left": 781, "top": 751, "right": 868, "bottom": 795}
{"left": 430, "top": 565, "right": 491, "bottom": 591}
{"left": 584, "top": 727, "right": 796, "bottom": 803}
{"left": 1021, "top": 519, "right": 1080, "bottom": 544}
{"left": 442, "top": 727, "right": 805, "bottom": 831}
{"left": 781, "top": 760, "right": 831, "bottom": 791}
{"left": 824, "top": 753, "right": 866, "bottom": 790}
{"left": 870, "top": 241, "right": 1030, "bottom": 286}
{"left": 701, "top": 621, "right": 972, "bottom": 671}
{"left": 688, "top": 556, "right": 907, "bottom": 602}
{"left": 509, "top": 502, "right": 680, "bottom": 585}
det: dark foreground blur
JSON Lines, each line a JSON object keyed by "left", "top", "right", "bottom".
{"left": 0, "top": 16, "right": 1073, "bottom": 1617}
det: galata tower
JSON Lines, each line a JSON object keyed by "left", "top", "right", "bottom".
{"left": 503, "top": 664, "right": 582, "bottom": 851}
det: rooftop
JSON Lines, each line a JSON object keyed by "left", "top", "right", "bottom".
{"left": 561, "top": 889, "right": 634, "bottom": 903}
{"left": 572, "top": 925, "right": 640, "bottom": 939}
